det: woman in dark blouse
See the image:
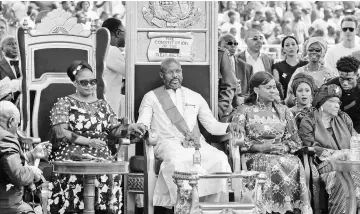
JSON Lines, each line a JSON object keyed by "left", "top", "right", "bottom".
{"left": 273, "top": 36, "right": 308, "bottom": 99}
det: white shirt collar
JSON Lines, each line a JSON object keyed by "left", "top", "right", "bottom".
{"left": 4, "top": 55, "right": 19, "bottom": 66}
{"left": 245, "top": 49, "right": 262, "bottom": 61}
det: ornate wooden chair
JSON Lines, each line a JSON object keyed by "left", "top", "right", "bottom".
{"left": 17, "top": 8, "right": 110, "bottom": 213}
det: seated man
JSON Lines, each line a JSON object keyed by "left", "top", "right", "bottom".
{"left": 0, "top": 101, "right": 51, "bottom": 214}
{"left": 129, "top": 58, "right": 240, "bottom": 208}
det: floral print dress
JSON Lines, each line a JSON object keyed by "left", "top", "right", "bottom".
{"left": 48, "top": 96, "right": 125, "bottom": 214}
{"left": 230, "top": 102, "right": 312, "bottom": 214}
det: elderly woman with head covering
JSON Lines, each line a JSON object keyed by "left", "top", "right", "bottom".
{"left": 299, "top": 84, "right": 360, "bottom": 214}
{"left": 286, "top": 37, "right": 335, "bottom": 106}
{"left": 289, "top": 73, "right": 317, "bottom": 115}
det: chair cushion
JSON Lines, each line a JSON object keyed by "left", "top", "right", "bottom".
{"left": 129, "top": 155, "right": 162, "bottom": 175}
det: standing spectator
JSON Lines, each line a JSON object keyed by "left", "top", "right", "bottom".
{"left": 324, "top": 15, "right": 360, "bottom": 77}
{"left": 291, "top": 8, "right": 309, "bottom": 45}
{"left": 0, "top": 36, "right": 22, "bottom": 106}
{"left": 0, "top": 18, "right": 8, "bottom": 47}
{"left": 310, "top": 8, "right": 337, "bottom": 36}
{"left": 273, "top": 36, "right": 308, "bottom": 99}
{"left": 287, "top": 37, "right": 333, "bottom": 106}
{"left": 237, "top": 29, "right": 274, "bottom": 74}
{"left": 245, "top": 10, "right": 264, "bottom": 29}
{"left": 222, "top": 1, "right": 240, "bottom": 24}
{"left": 61, "top": 1, "right": 74, "bottom": 15}
{"left": 102, "top": 18, "right": 126, "bottom": 118}
{"left": 311, "top": 1, "right": 325, "bottom": 22}
{"left": 263, "top": 9, "right": 276, "bottom": 39}
{"left": 219, "top": 34, "right": 253, "bottom": 111}
{"left": 78, "top": 1, "right": 98, "bottom": 29}
{"left": 221, "top": 10, "right": 242, "bottom": 41}
{"left": 331, "top": 5, "right": 344, "bottom": 31}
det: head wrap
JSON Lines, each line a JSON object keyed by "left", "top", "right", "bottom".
{"left": 0, "top": 77, "right": 12, "bottom": 101}
{"left": 305, "top": 37, "right": 328, "bottom": 58}
{"left": 291, "top": 73, "right": 317, "bottom": 96}
{"left": 312, "top": 84, "right": 342, "bottom": 108}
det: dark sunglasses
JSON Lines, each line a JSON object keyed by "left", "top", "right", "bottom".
{"left": 226, "top": 41, "right": 239, "bottom": 46}
{"left": 76, "top": 79, "right": 97, "bottom": 87}
{"left": 308, "top": 48, "right": 322, "bottom": 53}
{"left": 342, "top": 27, "right": 355, "bottom": 32}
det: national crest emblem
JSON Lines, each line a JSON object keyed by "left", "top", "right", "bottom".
{"left": 142, "top": 1, "right": 201, "bottom": 28}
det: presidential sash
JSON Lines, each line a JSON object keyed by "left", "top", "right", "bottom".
{"left": 153, "top": 86, "right": 200, "bottom": 148}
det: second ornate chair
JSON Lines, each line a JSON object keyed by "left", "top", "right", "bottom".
{"left": 17, "top": 8, "right": 110, "bottom": 214}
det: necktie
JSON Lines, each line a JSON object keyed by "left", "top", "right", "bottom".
{"left": 229, "top": 54, "right": 235, "bottom": 72}
{"left": 10, "top": 60, "right": 20, "bottom": 78}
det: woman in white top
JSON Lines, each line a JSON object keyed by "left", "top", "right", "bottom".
{"left": 286, "top": 37, "right": 334, "bottom": 106}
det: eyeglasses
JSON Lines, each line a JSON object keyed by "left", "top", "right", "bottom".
{"left": 342, "top": 27, "right": 355, "bottom": 32}
{"left": 249, "top": 37, "right": 264, "bottom": 41}
{"left": 327, "top": 99, "right": 342, "bottom": 106}
{"left": 76, "top": 79, "right": 97, "bottom": 87}
{"left": 226, "top": 41, "right": 239, "bottom": 46}
{"left": 308, "top": 48, "right": 322, "bottom": 53}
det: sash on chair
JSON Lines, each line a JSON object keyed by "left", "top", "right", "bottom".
{"left": 153, "top": 86, "right": 201, "bottom": 148}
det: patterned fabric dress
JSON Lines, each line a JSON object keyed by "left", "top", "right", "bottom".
{"left": 48, "top": 96, "right": 125, "bottom": 214}
{"left": 299, "top": 109, "right": 360, "bottom": 214}
{"left": 231, "top": 102, "right": 312, "bottom": 214}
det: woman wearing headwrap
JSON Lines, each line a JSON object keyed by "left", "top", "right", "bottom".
{"left": 289, "top": 73, "right": 317, "bottom": 115}
{"left": 286, "top": 37, "right": 334, "bottom": 107}
{"left": 299, "top": 84, "right": 360, "bottom": 214}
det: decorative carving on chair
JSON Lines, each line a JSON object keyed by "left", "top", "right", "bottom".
{"left": 173, "top": 171, "right": 201, "bottom": 214}
{"left": 29, "top": 9, "right": 91, "bottom": 37}
{"left": 220, "top": 208, "right": 236, "bottom": 214}
{"left": 128, "top": 174, "right": 144, "bottom": 191}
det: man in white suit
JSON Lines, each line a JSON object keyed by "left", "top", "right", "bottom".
{"left": 129, "top": 58, "right": 241, "bottom": 209}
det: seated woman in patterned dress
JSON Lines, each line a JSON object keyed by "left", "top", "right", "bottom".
{"left": 47, "top": 60, "right": 128, "bottom": 214}
{"left": 230, "top": 71, "right": 312, "bottom": 214}
{"left": 299, "top": 84, "right": 359, "bottom": 214}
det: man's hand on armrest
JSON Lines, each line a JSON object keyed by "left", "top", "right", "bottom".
{"left": 226, "top": 122, "right": 243, "bottom": 139}
{"left": 128, "top": 123, "right": 147, "bottom": 137}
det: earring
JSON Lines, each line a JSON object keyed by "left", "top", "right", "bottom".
{"left": 255, "top": 92, "right": 259, "bottom": 102}
{"left": 320, "top": 106, "right": 323, "bottom": 111}
{"left": 295, "top": 97, "right": 299, "bottom": 106}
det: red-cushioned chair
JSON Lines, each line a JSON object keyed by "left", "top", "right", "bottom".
{"left": 17, "top": 8, "right": 110, "bottom": 214}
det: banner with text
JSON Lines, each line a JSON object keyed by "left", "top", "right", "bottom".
{"left": 147, "top": 32, "right": 194, "bottom": 62}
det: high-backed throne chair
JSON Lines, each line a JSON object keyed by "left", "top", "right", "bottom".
{"left": 17, "top": 8, "right": 110, "bottom": 213}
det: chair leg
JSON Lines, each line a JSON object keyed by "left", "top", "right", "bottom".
{"left": 41, "top": 181, "right": 50, "bottom": 214}
{"left": 144, "top": 172, "right": 156, "bottom": 214}
{"left": 124, "top": 174, "right": 136, "bottom": 214}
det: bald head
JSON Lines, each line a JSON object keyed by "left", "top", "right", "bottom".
{"left": 0, "top": 101, "right": 20, "bottom": 134}
{"left": 245, "top": 29, "right": 262, "bottom": 40}
{"left": 160, "top": 58, "right": 181, "bottom": 73}
{"left": 1, "top": 35, "right": 18, "bottom": 58}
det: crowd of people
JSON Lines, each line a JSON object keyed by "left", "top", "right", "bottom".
{"left": 3, "top": 1, "right": 360, "bottom": 214}
{"left": 0, "top": 1, "right": 126, "bottom": 37}
{"left": 218, "top": 1, "right": 360, "bottom": 56}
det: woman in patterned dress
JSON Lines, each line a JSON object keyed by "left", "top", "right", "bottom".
{"left": 299, "top": 84, "right": 359, "bottom": 214}
{"left": 230, "top": 71, "right": 312, "bottom": 214}
{"left": 47, "top": 60, "right": 128, "bottom": 214}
